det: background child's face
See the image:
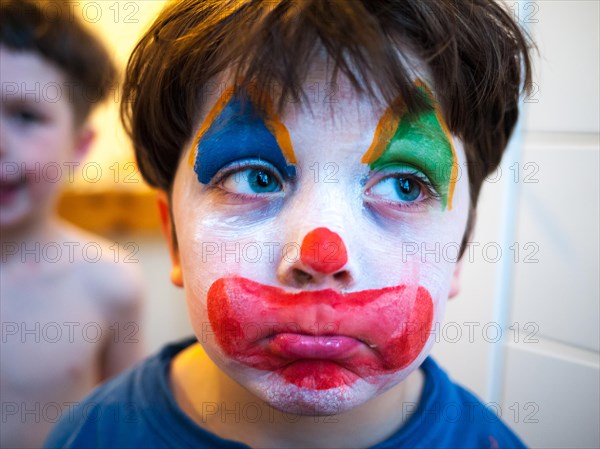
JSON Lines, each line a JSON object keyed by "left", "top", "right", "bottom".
{"left": 166, "top": 61, "right": 470, "bottom": 414}
{"left": 0, "top": 46, "right": 91, "bottom": 230}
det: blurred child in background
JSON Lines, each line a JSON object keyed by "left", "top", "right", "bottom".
{"left": 0, "top": 1, "right": 143, "bottom": 447}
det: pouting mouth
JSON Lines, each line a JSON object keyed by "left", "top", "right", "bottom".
{"left": 211, "top": 306, "right": 382, "bottom": 350}
{"left": 208, "top": 276, "right": 434, "bottom": 374}
{"left": 266, "top": 332, "right": 368, "bottom": 361}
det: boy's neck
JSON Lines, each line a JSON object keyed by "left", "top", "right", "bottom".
{"left": 171, "top": 342, "right": 425, "bottom": 449}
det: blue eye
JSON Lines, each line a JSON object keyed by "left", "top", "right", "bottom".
{"left": 395, "top": 177, "right": 421, "bottom": 201}
{"left": 247, "top": 169, "right": 280, "bottom": 193}
{"left": 368, "top": 175, "right": 424, "bottom": 203}
{"left": 221, "top": 167, "right": 282, "bottom": 194}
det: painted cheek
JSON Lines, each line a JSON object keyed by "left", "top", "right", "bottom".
{"left": 206, "top": 277, "right": 433, "bottom": 390}
{"left": 300, "top": 227, "right": 348, "bottom": 274}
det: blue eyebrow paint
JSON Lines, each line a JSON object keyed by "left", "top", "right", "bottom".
{"left": 194, "top": 94, "right": 296, "bottom": 184}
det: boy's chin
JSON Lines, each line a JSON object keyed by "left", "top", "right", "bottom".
{"left": 248, "top": 370, "right": 400, "bottom": 416}
{"left": 262, "top": 377, "right": 376, "bottom": 416}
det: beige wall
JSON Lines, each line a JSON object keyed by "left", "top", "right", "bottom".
{"left": 74, "top": 0, "right": 192, "bottom": 353}
{"left": 74, "top": 0, "right": 168, "bottom": 191}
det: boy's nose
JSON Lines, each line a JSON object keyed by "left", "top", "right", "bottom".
{"left": 300, "top": 227, "right": 348, "bottom": 274}
{"left": 277, "top": 227, "right": 354, "bottom": 289}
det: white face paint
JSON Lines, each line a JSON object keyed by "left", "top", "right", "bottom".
{"left": 169, "top": 58, "right": 469, "bottom": 415}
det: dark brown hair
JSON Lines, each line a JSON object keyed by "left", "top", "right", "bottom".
{"left": 122, "top": 0, "right": 533, "bottom": 255}
{"left": 0, "top": 0, "right": 117, "bottom": 123}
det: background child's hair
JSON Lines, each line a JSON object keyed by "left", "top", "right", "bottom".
{"left": 0, "top": 0, "right": 117, "bottom": 124}
{"left": 121, "top": 0, "right": 533, "bottom": 256}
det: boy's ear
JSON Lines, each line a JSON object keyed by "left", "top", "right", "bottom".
{"left": 73, "top": 123, "right": 95, "bottom": 162}
{"left": 448, "top": 258, "right": 463, "bottom": 299}
{"left": 157, "top": 190, "right": 184, "bottom": 288}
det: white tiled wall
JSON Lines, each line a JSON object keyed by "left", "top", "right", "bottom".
{"left": 524, "top": 0, "right": 600, "bottom": 134}
{"left": 512, "top": 138, "right": 599, "bottom": 353}
{"left": 503, "top": 135, "right": 600, "bottom": 448}
{"left": 435, "top": 2, "right": 600, "bottom": 447}
{"left": 503, "top": 341, "right": 600, "bottom": 448}
{"left": 505, "top": 1, "right": 600, "bottom": 446}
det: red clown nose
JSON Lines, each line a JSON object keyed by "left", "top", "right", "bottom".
{"left": 300, "top": 227, "right": 348, "bottom": 274}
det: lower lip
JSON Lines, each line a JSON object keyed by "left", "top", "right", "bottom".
{"left": 268, "top": 335, "right": 362, "bottom": 390}
{"left": 268, "top": 333, "right": 361, "bottom": 360}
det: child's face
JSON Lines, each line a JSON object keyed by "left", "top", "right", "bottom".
{"left": 166, "top": 62, "right": 469, "bottom": 414}
{"left": 0, "top": 47, "right": 90, "bottom": 230}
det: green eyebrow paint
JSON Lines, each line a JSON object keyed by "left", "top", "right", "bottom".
{"left": 362, "top": 82, "right": 457, "bottom": 210}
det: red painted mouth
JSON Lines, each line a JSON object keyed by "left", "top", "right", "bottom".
{"left": 207, "top": 277, "right": 433, "bottom": 390}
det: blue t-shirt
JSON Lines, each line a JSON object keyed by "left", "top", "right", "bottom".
{"left": 44, "top": 338, "right": 526, "bottom": 448}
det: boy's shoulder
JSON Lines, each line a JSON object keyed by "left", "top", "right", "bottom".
{"left": 44, "top": 338, "right": 526, "bottom": 449}
{"left": 56, "top": 222, "right": 144, "bottom": 316}
{"left": 1, "top": 222, "right": 143, "bottom": 358}
{"left": 43, "top": 337, "right": 248, "bottom": 449}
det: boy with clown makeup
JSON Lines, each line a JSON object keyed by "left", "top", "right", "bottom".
{"left": 45, "top": 0, "right": 533, "bottom": 448}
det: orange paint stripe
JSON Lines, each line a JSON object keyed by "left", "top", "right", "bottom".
{"left": 247, "top": 87, "right": 297, "bottom": 165}
{"left": 433, "top": 103, "right": 457, "bottom": 211}
{"left": 187, "top": 85, "right": 236, "bottom": 168}
{"left": 264, "top": 117, "right": 297, "bottom": 165}
{"left": 361, "top": 100, "right": 403, "bottom": 165}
